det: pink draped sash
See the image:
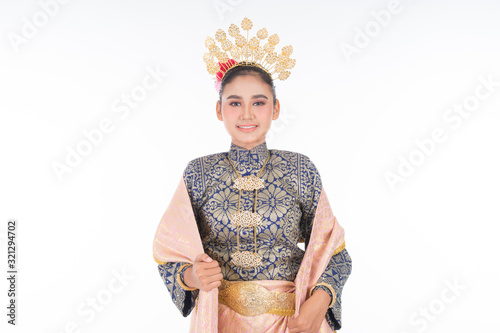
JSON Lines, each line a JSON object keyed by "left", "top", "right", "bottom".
{"left": 153, "top": 176, "right": 218, "bottom": 332}
{"left": 153, "top": 176, "right": 345, "bottom": 332}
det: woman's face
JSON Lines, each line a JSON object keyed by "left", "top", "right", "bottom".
{"left": 216, "top": 74, "right": 280, "bottom": 150}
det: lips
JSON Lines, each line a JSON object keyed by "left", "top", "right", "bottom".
{"left": 237, "top": 124, "right": 258, "bottom": 132}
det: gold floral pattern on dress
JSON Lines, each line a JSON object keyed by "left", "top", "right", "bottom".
{"left": 257, "top": 184, "right": 293, "bottom": 222}
{"left": 209, "top": 188, "right": 238, "bottom": 222}
{"left": 263, "top": 155, "right": 290, "bottom": 182}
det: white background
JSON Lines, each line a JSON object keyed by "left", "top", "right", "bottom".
{"left": 1, "top": 0, "right": 499, "bottom": 332}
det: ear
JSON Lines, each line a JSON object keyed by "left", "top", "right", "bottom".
{"left": 216, "top": 100, "right": 223, "bottom": 121}
{"left": 272, "top": 99, "right": 280, "bottom": 120}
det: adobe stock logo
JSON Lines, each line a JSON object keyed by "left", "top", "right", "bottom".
{"left": 55, "top": 268, "right": 134, "bottom": 333}
{"left": 8, "top": 0, "right": 72, "bottom": 54}
{"left": 400, "top": 278, "right": 466, "bottom": 333}
{"left": 266, "top": 105, "right": 296, "bottom": 144}
{"left": 51, "top": 65, "right": 168, "bottom": 182}
{"left": 385, "top": 74, "right": 499, "bottom": 191}
{"left": 340, "top": 0, "right": 404, "bottom": 63}
{"left": 213, "top": 0, "right": 243, "bottom": 20}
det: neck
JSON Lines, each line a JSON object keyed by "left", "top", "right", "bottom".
{"left": 232, "top": 139, "right": 265, "bottom": 151}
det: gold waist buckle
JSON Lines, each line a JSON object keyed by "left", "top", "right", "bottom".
{"left": 218, "top": 280, "right": 295, "bottom": 317}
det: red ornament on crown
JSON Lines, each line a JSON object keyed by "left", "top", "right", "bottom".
{"left": 216, "top": 59, "right": 237, "bottom": 81}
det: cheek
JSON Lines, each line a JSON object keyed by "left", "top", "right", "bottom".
{"left": 256, "top": 105, "right": 274, "bottom": 117}
{"left": 221, "top": 106, "right": 239, "bottom": 120}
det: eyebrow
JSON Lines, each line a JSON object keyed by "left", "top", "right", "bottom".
{"left": 226, "top": 94, "right": 269, "bottom": 100}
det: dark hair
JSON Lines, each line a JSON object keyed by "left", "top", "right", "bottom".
{"left": 218, "top": 62, "right": 277, "bottom": 106}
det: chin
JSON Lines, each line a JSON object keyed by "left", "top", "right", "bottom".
{"left": 232, "top": 134, "right": 259, "bottom": 142}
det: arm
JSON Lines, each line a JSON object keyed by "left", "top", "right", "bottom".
{"left": 157, "top": 252, "right": 223, "bottom": 317}
{"left": 157, "top": 261, "right": 199, "bottom": 317}
{"left": 154, "top": 160, "right": 205, "bottom": 316}
{"left": 311, "top": 248, "right": 352, "bottom": 330}
{"left": 298, "top": 155, "right": 352, "bottom": 330}
{"left": 290, "top": 248, "right": 352, "bottom": 333}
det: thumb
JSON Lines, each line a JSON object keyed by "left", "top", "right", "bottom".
{"left": 195, "top": 253, "right": 213, "bottom": 263}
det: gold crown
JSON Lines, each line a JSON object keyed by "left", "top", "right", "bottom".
{"left": 203, "top": 17, "right": 296, "bottom": 82}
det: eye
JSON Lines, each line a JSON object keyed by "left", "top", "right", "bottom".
{"left": 229, "top": 101, "right": 241, "bottom": 106}
{"left": 253, "top": 101, "right": 265, "bottom": 106}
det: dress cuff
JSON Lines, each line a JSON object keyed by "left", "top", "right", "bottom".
{"left": 176, "top": 263, "right": 197, "bottom": 291}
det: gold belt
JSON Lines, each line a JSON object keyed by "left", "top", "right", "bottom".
{"left": 218, "top": 279, "right": 295, "bottom": 317}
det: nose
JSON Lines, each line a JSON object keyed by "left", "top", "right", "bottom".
{"left": 241, "top": 103, "right": 253, "bottom": 120}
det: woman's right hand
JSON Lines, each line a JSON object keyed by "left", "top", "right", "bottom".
{"left": 183, "top": 253, "right": 223, "bottom": 292}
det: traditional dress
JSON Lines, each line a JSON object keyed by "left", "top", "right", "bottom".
{"left": 153, "top": 141, "right": 352, "bottom": 332}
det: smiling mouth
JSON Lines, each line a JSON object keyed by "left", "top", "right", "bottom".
{"left": 237, "top": 125, "right": 257, "bottom": 128}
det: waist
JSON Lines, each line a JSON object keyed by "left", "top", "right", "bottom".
{"left": 218, "top": 279, "right": 296, "bottom": 317}
{"left": 204, "top": 246, "right": 305, "bottom": 281}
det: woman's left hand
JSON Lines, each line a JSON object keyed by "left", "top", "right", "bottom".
{"left": 287, "top": 288, "right": 331, "bottom": 333}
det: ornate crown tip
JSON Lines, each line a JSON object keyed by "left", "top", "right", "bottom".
{"left": 241, "top": 17, "right": 253, "bottom": 30}
{"left": 203, "top": 18, "right": 295, "bottom": 83}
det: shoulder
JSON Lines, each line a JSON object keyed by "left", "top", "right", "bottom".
{"left": 183, "top": 151, "right": 227, "bottom": 179}
{"left": 271, "top": 148, "right": 322, "bottom": 196}
{"left": 271, "top": 148, "right": 320, "bottom": 176}
{"left": 182, "top": 151, "right": 227, "bottom": 201}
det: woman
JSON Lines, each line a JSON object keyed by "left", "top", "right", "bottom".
{"left": 153, "top": 18, "right": 352, "bottom": 333}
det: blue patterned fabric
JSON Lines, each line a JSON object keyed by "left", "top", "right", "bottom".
{"left": 158, "top": 261, "right": 198, "bottom": 316}
{"left": 158, "top": 141, "right": 351, "bottom": 330}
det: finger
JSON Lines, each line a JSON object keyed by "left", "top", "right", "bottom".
{"left": 199, "top": 260, "right": 220, "bottom": 269}
{"left": 195, "top": 253, "right": 207, "bottom": 262}
{"left": 287, "top": 324, "right": 300, "bottom": 333}
{"left": 194, "top": 264, "right": 219, "bottom": 279}
{"left": 208, "top": 279, "right": 222, "bottom": 288}
{"left": 199, "top": 270, "right": 221, "bottom": 281}
{"left": 201, "top": 265, "right": 222, "bottom": 275}
{"left": 202, "top": 279, "right": 222, "bottom": 292}
{"left": 288, "top": 317, "right": 305, "bottom": 331}
{"left": 205, "top": 272, "right": 223, "bottom": 282}
{"left": 196, "top": 264, "right": 219, "bottom": 276}
{"left": 199, "top": 272, "right": 223, "bottom": 285}
{"left": 197, "top": 264, "right": 221, "bottom": 276}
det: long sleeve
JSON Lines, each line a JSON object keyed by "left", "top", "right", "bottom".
{"left": 299, "top": 155, "right": 352, "bottom": 330}
{"left": 157, "top": 261, "right": 199, "bottom": 317}
{"left": 314, "top": 248, "right": 352, "bottom": 329}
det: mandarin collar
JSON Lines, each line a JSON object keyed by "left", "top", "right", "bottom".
{"left": 227, "top": 141, "right": 270, "bottom": 175}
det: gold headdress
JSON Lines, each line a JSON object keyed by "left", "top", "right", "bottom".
{"left": 204, "top": 17, "right": 296, "bottom": 85}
